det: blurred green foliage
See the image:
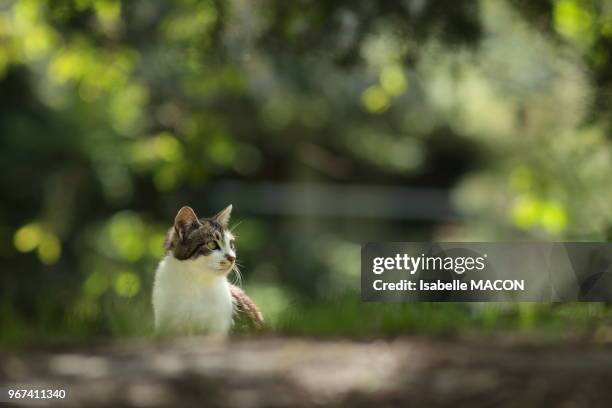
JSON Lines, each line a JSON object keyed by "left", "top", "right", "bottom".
{"left": 2, "top": 0, "right": 612, "bottom": 345}
{"left": 274, "top": 299, "right": 612, "bottom": 338}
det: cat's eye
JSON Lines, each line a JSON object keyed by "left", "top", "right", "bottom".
{"left": 230, "top": 239, "right": 235, "bottom": 250}
{"left": 205, "top": 241, "right": 218, "bottom": 250}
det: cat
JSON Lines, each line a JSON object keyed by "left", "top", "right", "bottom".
{"left": 152, "top": 204, "right": 263, "bottom": 335}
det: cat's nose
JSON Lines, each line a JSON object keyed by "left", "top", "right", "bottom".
{"left": 225, "top": 254, "right": 236, "bottom": 263}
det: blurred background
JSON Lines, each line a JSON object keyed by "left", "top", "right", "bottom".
{"left": 2, "top": 0, "right": 612, "bottom": 345}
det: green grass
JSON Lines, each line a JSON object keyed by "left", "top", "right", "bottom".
{"left": 2, "top": 290, "right": 612, "bottom": 347}
{"left": 272, "top": 294, "right": 612, "bottom": 338}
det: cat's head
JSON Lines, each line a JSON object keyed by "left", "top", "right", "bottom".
{"left": 164, "top": 205, "right": 236, "bottom": 274}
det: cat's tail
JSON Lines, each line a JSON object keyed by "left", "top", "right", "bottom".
{"left": 229, "top": 284, "right": 265, "bottom": 331}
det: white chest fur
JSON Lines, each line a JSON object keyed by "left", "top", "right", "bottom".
{"left": 152, "top": 256, "right": 233, "bottom": 335}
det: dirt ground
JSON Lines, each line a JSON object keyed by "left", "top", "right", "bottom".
{"left": 2, "top": 335, "right": 612, "bottom": 407}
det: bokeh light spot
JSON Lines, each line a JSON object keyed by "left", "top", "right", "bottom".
{"left": 380, "top": 65, "right": 407, "bottom": 97}
{"left": 84, "top": 270, "right": 110, "bottom": 297}
{"left": 361, "top": 86, "right": 390, "bottom": 113}
{"left": 554, "top": 0, "right": 593, "bottom": 42}
{"left": 37, "top": 233, "right": 61, "bottom": 265}
{"left": 153, "top": 133, "right": 182, "bottom": 162}
{"left": 540, "top": 202, "right": 568, "bottom": 234}
{"left": 109, "top": 212, "right": 145, "bottom": 261}
{"left": 14, "top": 223, "right": 43, "bottom": 253}
{"left": 114, "top": 271, "right": 141, "bottom": 298}
{"left": 511, "top": 197, "right": 540, "bottom": 229}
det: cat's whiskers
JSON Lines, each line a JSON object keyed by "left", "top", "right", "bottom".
{"left": 230, "top": 220, "right": 243, "bottom": 234}
{"left": 230, "top": 264, "right": 243, "bottom": 287}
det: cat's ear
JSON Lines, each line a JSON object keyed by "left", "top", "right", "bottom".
{"left": 174, "top": 206, "right": 200, "bottom": 241}
{"left": 212, "top": 204, "right": 232, "bottom": 227}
